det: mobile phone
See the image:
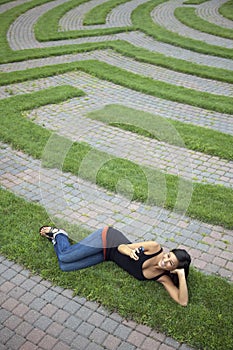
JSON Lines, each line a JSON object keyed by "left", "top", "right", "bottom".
{"left": 136, "top": 246, "right": 144, "bottom": 255}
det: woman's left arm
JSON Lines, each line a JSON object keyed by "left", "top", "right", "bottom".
{"left": 158, "top": 269, "right": 189, "bottom": 306}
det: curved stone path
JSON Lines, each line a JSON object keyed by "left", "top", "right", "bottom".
{"left": 1, "top": 0, "right": 233, "bottom": 349}
{"left": 151, "top": 0, "right": 233, "bottom": 48}
{"left": 197, "top": 0, "right": 233, "bottom": 30}
{"left": 5, "top": 0, "right": 233, "bottom": 71}
{"left": 1, "top": 50, "right": 233, "bottom": 97}
{"left": 60, "top": 0, "right": 149, "bottom": 30}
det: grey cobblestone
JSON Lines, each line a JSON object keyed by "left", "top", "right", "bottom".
{"left": 119, "top": 31, "right": 233, "bottom": 71}
{"left": 3, "top": 0, "right": 232, "bottom": 71}
{"left": 151, "top": 0, "right": 233, "bottom": 48}
{"left": 197, "top": 0, "right": 233, "bottom": 30}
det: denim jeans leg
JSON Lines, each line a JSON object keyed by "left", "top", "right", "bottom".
{"left": 53, "top": 228, "right": 104, "bottom": 271}
{"left": 58, "top": 252, "right": 104, "bottom": 271}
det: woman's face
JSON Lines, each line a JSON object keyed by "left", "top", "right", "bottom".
{"left": 158, "top": 252, "right": 179, "bottom": 271}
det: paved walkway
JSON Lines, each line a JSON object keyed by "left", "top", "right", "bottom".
{"left": 152, "top": 0, "right": 233, "bottom": 48}
{"left": 1, "top": 0, "right": 233, "bottom": 349}
{"left": 0, "top": 255, "right": 193, "bottom": 350}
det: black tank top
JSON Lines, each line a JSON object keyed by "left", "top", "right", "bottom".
{"left": 105, "top": 227, "right": 167, "bottom": 281}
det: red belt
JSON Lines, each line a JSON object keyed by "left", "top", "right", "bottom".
{"left": 102, "top": 226, "right": 109, "bottom": 260}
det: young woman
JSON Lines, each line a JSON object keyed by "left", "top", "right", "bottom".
{"left": 39, "top": 226, "right": 191, "bottom": 306}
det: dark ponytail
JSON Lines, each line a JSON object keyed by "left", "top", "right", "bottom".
{"left": 169, "top": 249, "right": 191, "bottom": 287}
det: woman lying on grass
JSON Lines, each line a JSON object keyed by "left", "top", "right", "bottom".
{"left": 39, "top": 226, "right": 191, "bottom": 306}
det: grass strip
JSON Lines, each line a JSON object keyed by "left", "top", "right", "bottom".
{"left": 87, "top": 104, "right": 233, "bottom": 161}
{"left": 0, "top": 0, "right": 123, "bottom": 63}
{"left": 35, "top": 0, "right": 90, "bottom": 41}
{"left": 112, "top": 41, "right": 233, "bottom": 84}
{"left": 1, "top": 60, "right": 233, "bottom": 114}
{"left": 34, "top": 0, "right": 133, "bottom": 41}
{"left": 131, "top": 0, "right": 233, "bottom": 59}
{"left": 1, "top": 188, "right": 233, "bottom": 350}
{"left": 49, "top": 60, "right": 233, "bottom": 114}
{"left": 0, "top": 0, "right": 15, "bottom": 4}
{"left": 0, "top": 85, "right": 85, "bottom": 157}
{"left": 219, "top": 0, "right": 233, "bottom": 21}
{"left": 83, "top": 0, "right": 129, "bottom": 25}
{"left": 1, "top": 89, "right": 233, "bottom": 229}
{"left": 184, "top": 0, "right": 213, "bottom": 4}
{"left": 175, "top": 7, "right": 233, "bottom": 40}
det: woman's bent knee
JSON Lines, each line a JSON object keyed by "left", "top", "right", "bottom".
{"left": 59, "top": 262, "right": 72, "bottom": 272}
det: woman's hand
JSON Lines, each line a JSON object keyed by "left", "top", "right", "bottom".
{"left": 118, "top": 245, "right": 141, "bottom": 260}
{"left": 170, "top": 268, "right": 185, "bottom": 276}
{"left": 129, "top": 248, "right": 140, "bottom": 261}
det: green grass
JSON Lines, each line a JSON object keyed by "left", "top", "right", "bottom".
{"left": 83, "top": 0, "right": 129, "bottom": 25}
{"left": 1, "top": 60, "right": 233, "bottom": 114}
{"left": 112, "top": 42, "right": 233, "bottom": 84}
{"left": 1, "top": 89, "right": 233, "bottom": 229}
{"left": 0, "top": 0, "right": 15, "bottom": 4}
{"left": 34, "top": 0, "right": 233, "bottom": 59}
{"left": 34, "top": 0, "right": 133, "bottom": 41}
{"left": 131, "top": 0, "right": 233, "bottom": 59}
{"left": 0, "top": 0, "right": 53, "bottom": 59}
{"left": 184, "top": 0, "right": 212, "bottom": 4}
{"left": 219, "top": 0, "right": 233, "bottom": 21}
{"left": 175, "top": 7, "right": 233, "bottom": 40}
{"left": 87, "top": 104, "right": 233, "bottom": 160}
{"left": 1, "top": 188, "right": 233, "bottom": 350}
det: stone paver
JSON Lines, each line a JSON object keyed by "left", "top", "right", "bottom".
{"left": 1, "top": 0, "right": 233, "bottom": 349}
{"left": 197, "top": 0, "right": 233, "bottom": 30}
{"left": 0, "top": 256, "right": 196, "bottom": 350}
{"left": 151, "top": 0, "right": 233, "bottom": 48}
{"left": 4, "top": 0, "right": 233, "bottom": 71}
{"left": 2, "top": 50, "right": 233, "bottom": 97}
{"left": 60, "top": 0, "right": 149, "bottom": 30}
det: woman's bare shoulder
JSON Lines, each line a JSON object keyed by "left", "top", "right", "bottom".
{"left": 143, "top": 241, "right": 161, "bottom": 253}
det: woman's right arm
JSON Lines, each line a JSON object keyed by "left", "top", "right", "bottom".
{"left": 158, "top": 269, "right": 189, "bottom": 306}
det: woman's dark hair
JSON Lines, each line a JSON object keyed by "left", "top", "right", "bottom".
{"left": 169, "top": 249, "right": 191, "bottom": 287}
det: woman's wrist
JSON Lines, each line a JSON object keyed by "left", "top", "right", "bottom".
{"left": 177, "top": 268, "right": 185, "bottom": 277}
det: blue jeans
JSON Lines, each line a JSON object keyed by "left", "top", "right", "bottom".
{"left": 53, "top": 228, "right": 104, "bottom": 272}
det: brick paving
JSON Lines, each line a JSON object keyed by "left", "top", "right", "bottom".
{"left": 196, "top": 0, "right": 233, "bottom": 30}
{"left": 2, "top": 50, "right": 233, "bottom": 97}
{"left": 151, "top": 0, "right": 233, "bottom": 48}
{"left": 0, "top": 0, "right": 233, "bottom": 349}
{"left": 0, "top": 255, "right": 195, "bottom": 350}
